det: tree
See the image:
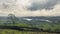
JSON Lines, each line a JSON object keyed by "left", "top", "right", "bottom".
{"left": 7, "top": 14, "right": 19, "bottom": 24}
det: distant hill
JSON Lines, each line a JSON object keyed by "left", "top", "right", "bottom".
{"left": 0, "top": 16, "right": 60, "bottom": 23}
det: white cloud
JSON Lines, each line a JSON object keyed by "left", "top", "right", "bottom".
{"left": 0, "top": 0, "right": 60, "bottom": 16}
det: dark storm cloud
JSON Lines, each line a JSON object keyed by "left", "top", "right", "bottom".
{"left": 27, "top": 0, "right": 60, "bottom": 11}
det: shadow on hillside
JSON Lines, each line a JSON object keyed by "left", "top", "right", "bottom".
{"left": 0, "top": 26, "right": 60, "bottom": 33}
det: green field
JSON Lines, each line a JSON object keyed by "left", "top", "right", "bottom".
{"left": 0, "top": 29, "right": 58, "bottom": 34}
{"left": 0, "top": 22, "right": 60, "bottom": 32}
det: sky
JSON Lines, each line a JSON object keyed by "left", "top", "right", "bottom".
{"left": 0, "top": 0, "right": 60, "bottom": 16}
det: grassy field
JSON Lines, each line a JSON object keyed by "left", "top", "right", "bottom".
{"left": 0, "top": 29, "right": 59, "bottom": 34}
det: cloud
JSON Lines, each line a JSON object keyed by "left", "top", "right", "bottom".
{"left": 0, "top": 0, "right": 16, "bottom": 9}
{"left": 0, "top": 0, "right": 60, "bottom": 16}
{"left": 27, "top": 0, "right": 60, "bottom": 11}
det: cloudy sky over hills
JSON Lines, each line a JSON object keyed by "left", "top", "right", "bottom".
{"left": 0, "top": 0, "right": 60, "bottom": 16}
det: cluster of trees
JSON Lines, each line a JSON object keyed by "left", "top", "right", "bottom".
{"left": 0, "top": 14, "right": 28, "bottom": 27}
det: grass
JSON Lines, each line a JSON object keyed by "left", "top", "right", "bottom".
{"left": 0, "top": 29, "right": 58, "bottom": 34}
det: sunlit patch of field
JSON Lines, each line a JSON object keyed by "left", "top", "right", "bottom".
{"left": 0, "top": 29, "right": 58, "bottom": 34}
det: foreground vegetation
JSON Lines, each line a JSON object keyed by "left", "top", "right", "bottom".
{"left": 0, "top": 23, "right": 60, "bottom": 33}
{"left": 0, "top": 29, "right": 58, "bottom": 34}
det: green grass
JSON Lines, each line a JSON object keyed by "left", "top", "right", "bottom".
{"left": 0, "top": 23, "right": 60, "bottom": 32}
{"left": 0, "top": 29, "right": 57, "bottom": 34}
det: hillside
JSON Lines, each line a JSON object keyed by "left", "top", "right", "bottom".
{"left": 0, "top": 16, "right": 60, "bottom": 32}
